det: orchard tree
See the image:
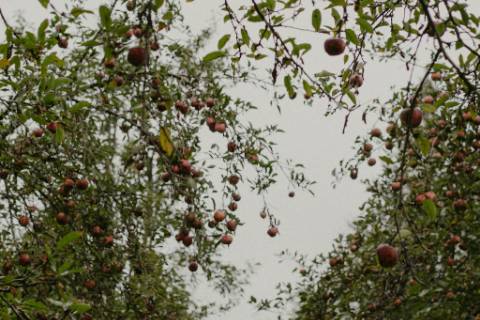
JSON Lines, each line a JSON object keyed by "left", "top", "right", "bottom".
{"left": 0, "top": 0, "right": 314, "bottom": 318}
{"left": 219, "top": 0, "right": 480, "bottom": 319}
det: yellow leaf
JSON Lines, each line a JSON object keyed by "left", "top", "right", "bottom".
{"left": 0, "top": 58, "right": 10, "bottom": 70}
{"left": 159, "top": 127, "right": 174, "bottom": 157}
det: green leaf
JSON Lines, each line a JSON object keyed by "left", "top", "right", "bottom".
{"left": 23, "top": 299, "right": 48, "bottom": 311}
{"left": 99, "top": 5, "right": 112, "bottom": 28}
{"left": 57, "top": 231, "right": 83, "bottom": 250}
{"left": 422, "top": 199, "right": 437, "bottom": 220}
{"left": 217, "top": 34, "right": 231, "bottom": 50}
{"left": 284, "top": 75, "right": 296, "bottom": 99}
{"left": 55, "top": 127, "right": 64, "bottom": 144}
{"left": 70, "top": 101, "right": 91, "bottom": 113}
{"left": 159, "top": 128, "right": 174, "bottom": 157}
{"left": 37, "top": 19, "right": 49, "bottom": 43}
{"left": 202, "top": 51, "right": 226, "bottom": 62}
{"left": 311, "top": 9, "right": 322, "bottom": 32}
{"left": 416, "top": 135, "right": 431, "bottom": 156}
{"left": 345, "top": 29, "right": 360, "bottom": 45}
{"left": 154, "top": 0, "right": 165, "bottom": 10}
{"left": 71, "top": 7, "right": 94, "bottom": 18}
{"left": 241, "top": 29, "right": 250, "bottom": 45}
{"left": 379, "top": 155, "right": 393, "bottom": 165}
{"left": 69, "top": 302, "right": 91, "bottom": 314}
{"left": 38, "top": 0, "right": 49, "bottom": 8}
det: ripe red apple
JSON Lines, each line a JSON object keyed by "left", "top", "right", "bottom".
{"left": 226, "top": 219, "right": 238, "bottom": 232}
{"left": 400, "top": 108, "right": 423, "bottom": 128}
{"left": 205, "top": 97, "right": 215, "bottom": 108}
{"left": 76, "top": 178, "right": 89, "bottom": 190}
{"left": 422, "top": 95, "right": 434, "bottom": 104}
{"left": 188, "top": 261, "right": 198, "bottom": 272}
{"left": 267, "top": 226, "right": 279, "bottom": 238}
{"left": 47, "top": 122, "right": 58, "bottom": 133}
{"left": 288, "top": 191, "right": 295, "bottom": 198}
{"left": 462, "top": 111, "right": 472, "bottom": 122}
{"left": 63, "top": 178, "right": 75, "bottom": 190}
{"left": 370, "top": 128, "right": 382, "bottom": 138}
{"left": 349, "top": 73, "right": 364, "bottom": 88}
{"left": 431, "top": 72, "right": 442, "bottom": 81}
{"left": 57, "top": 37, "right": 68, "bottom": 49}
{"left": 474, "top": 115, "right": 480, "bottom": 125}
{"left": 215, "top": 122, "right": 226, "bottom": 133}
{"left": 114, "top": 75, "right": 124, "bottom": 86}
{"left": 447, "top": 256, "right": 455, "bottom": 266}
{"left": 376, "top": 244, "right": 399, "bottom": 268}
{"left": 184, "top": 212, "right": 196, "bottom": 225}
{"left": 350, "top": 168, "right": 358, "bottom": 180}
{"left": 385, "top": 141, "right": 394, "bottom": 150}
{"left": 324, "top": 38, "right": 346, "bottom": 56}
{"left": 182, "top": 235, "right": 193, "bottom": 247}
{"left": 33, "top": 128, "right": 44, "bottom": 138}
{"left": 213, "top": 210, "right": 226, "bottom": 222}
{"left": 175, "top": 100, "right": 189, "bottom": 114}
{"left": 192, "top": 218, "right": 203, "bottom": 230}
{"left": 228, "top": 175, "right": 240, "bottom": 185}
{"left": 206, "top": 117, "right": 216, "bottom": 131}
{"left": 84, "top": 279, "right": 96, "bottom": 290}
{"left": 220, "top": 234, "right": 233, "bottom": 245}
{"left": 329, "top": 257, "right": 341, "bottom": 267}
{"left": 453, "top": 199, "right": 467, "bottom": 210}
{"left": 424, "top": 191, "right": 437, "bottom": 201}
{"left": 390, "top": 181, "right": 401, "bottom": 191}
{"left": 179, "top": 159, "right": 192, "bottom": 174}
{"left": 232, "top": 193, "right": 241, "bottom": 202}
{"left": 363, "top": 143, "right": 373, "bottom": 152}
{"left": 103, "top": 235, "right": 114, "bottom": 246}
{"left": 415, "top": 193, "right": 426, "bottom": 205}
{"left": 127, "top": 47, "right": 147, "bottom": 66}
{"left": 228, "top": 202, "right": 238, "bottom": 211}
{"left": 448, "top": 235, "right": 461, "bottom": 246}
{"left": 18, "top": 215, "right": 29, "bottom": 226}
{"left": 18, "top": 253, "right": 31, "bottom": 266}
{"left": 56, "top": 212, "right": 68, "bottom": 225}
{"left": 367, "top": 158, "right": 376, "bottom": 166}
{"left": 227, "top": 141, "right": 237, "bottom": 152}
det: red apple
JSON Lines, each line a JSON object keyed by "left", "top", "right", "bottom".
{"left": 57, "top": 37, "right": 68, "bottom": 49}
{"left": 47, "top": 122, "right": 58, "bottom": 133}
{"left": 370, "top": 128, "right": 382, "bottom": 138}
{"left": 367, "top": 158, "right": 376, "bottom": 166}
{"left": 213, "top": 210, "right": 226, "bottom": 222}
{"left": 376, "top": 244, "right": 399, "bottom": 267}
{"left": 226, "top": 219, "right": 238, "bottom": 232}
{"left": 227, "top": 141, "right": 237, "bottom": 152}
{"left": 33, "top": 128, "right": 44, "bottom": 138}
{"left": 215, "top": 122, "right": 226, "bottom": 133}
{"left": 104, "top": 57, "right": 116, "bottom": 69}
{"left": 349, "top": 73, "right": 364, "bottom": 88}
{"left": 188, "top": 261, "right": 199, "bottom": 272}
{"left": 76, "top": 178, "right": 89, "bottom": 190}
{"left": 84, "top": 279, "right": 96, "bottom": 290}
{"left": 267, "top": 226, "right": 279, "bottom": 238}
{"left": 228, "top": 202, "right": 238, "bottom": 211}
{"left": 422, "top": 95, "right": 434, "bottom": 104}
{"left": 18, "top": 253, "right": 31, "bottom": 266}
{"left": 127, "top": 47, "right": 147, "bottom": 66}
{"left": 18, "top": 215, "right": 29, "bottom": 226}
{"left": 220, "top": 234, "right": 233, "bottom": 245}
{"left": 400, "top": 108, "right": 423, "bottom": 128}
{"left": 431, "top": 72, "right": 442, "bottom": 81}
{"left": 324, "top": 38, "right": 346, "bottom": 56}
{"left": 56, "top": 212, "right": 69, "bottom": 225}
{"left": 228, "top": 175, "right": 240, "bottom": 185}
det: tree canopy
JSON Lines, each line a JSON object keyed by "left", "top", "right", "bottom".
{"left": 1, "top": 0, "right": 480, "bottom": 319}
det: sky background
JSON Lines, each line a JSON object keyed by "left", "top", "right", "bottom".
{"left": 3, "top": 1, "right": 477, "bottom": 319}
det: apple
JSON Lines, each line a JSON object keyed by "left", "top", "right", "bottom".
{"left": 175, "top": 100, "right": 189, "bottom": 114}
{"left": 393, "top": 298, "right": 402, "bottom": 307}
{"left": 431, "top": 72, "right": 442, "bottom": 81}
{"left": 127, "top": 47, "right": 147, "bottom": 66}
{"left": 125, "top": 29, "right": 134, "bottom": 38}
{"left": 76, "top": 178, "right": 89, "bottom": 190}
{"left": 391, "top": 181, "right": 401, "bottom": 191}
{"left": 267, "top": 226, "right": 279, "bottom": 237}
{"left": 133, "top": 27, "right": 143, "bottom": 38}
{"left": 385, "top": 141, "right": 394, "bottom": 150}
{"left": 18, "top": 215, "right": 29, "bottom": 226}
{"left": 184, "top": 212, "right": 196, "bottom": 225}
{"left": 370, "top": 128, "right": 382, "bottom": 138}
{"left": 206, "top": 117, "right": 216, "bottom": 131}
{"left": 205, "top": 97, "right": 215, "bottom": 108}
{"left": 188, "top": 261, "right": 198, "bottom": 272}
{"left": 182, "top": 235, "right": 193, "bottom": 247}
{"left": 228, "top": 175, "right": 240, "bottom": 185}
{"left": 288, "top": 191, "right": 295, "bottom": 198}
{"left": 57, "top": 37, "right": 68, "bottom": 49}
{"left": 227, "top": 141, "right": 237, "bottom": 152}
{"left": 259, "top": 210, "right": 267, "bottom": 219}
{"left": 18, "top": 253, "right": 31, "bottom": 266}
{"left": 462, "top": 112, "right": 472, "bottom": 122}
{"left": 415, "top": 193, "right": 426, "bottom": 205}
{"left": 367, "top": 158, "right": 376, "bottom": 166}
{"left": 161, "top": 172, "right": 171, "bottom": 182}
{"left": 47, "top": 122, "right": 58, "bottom": 133}
{"left": 63, "top": 178, "right": 75, "bottom": 190}
{"left": 363, "top": 143, "right": 373, "bottom": 152}
{"left": 179, "top": 159, "right": 192, "bottom": 174}
{"left": 228, "top": 202, "right": 238, "bottom": 211}
{"left": 84, "top": 279, "right": 96, "bottom": 290}
{"left": 232, "top": 193, "right": 241, "bottom": 202}
{"left": 213, "top": 210, "right": 226, "bottom": 222}
{"left": 350, "top": 168, "right": 358, "bottom": 179}
{"left": 349, "top": 73, "right": 364, "bottom": 88}
{"left": 214, "top": 122, "right": 226, "bottom": 133}
{"left": 475, "top": 115, "right": 480, "bottom": 125}
{"left": 400, "top": 108, "right": 423, "bottom": 128}
{"left": 192, "top": 218, "right": 203, "bottom": 229}
{"left": 33, "top": 128, "right": 44, "bottom": 137}
{"left": 376, "top": 244, "right": 399, "bottom": 267}
{"left": 56, "top": 212, "right": 69, "bottom": 225}
{"left": 114, "top": 75, "right": 124, "bottom": 86}
{"left": 324, "top": 38, "right": 346, "bottom": 56}
{"left": 424, "top": 191, "right": 437, "bottom": 201}
{"left": 453, "top": 199, "right": 467, "bottom": 210}
{"left": 221, "top": 234, "right": 233, "bottom": 245}
{"left": 447, "top": 257, "right": 455, "bottom": 266}
{"left": 226, "top": 219, "right": 238, "bottom": 232}
{"left": 422, "top": 95, "right": 434, "bottom": 104}
{"left": 103, "top": 235, "right": 114, "bottom": 246}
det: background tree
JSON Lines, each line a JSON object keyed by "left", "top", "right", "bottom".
{"left": 0, "top": 1, "right": 312, "bottom": 318}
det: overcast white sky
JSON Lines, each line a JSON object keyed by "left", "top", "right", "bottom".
{"left": 3, "top": 1, "right": 478, "bottom": 319}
